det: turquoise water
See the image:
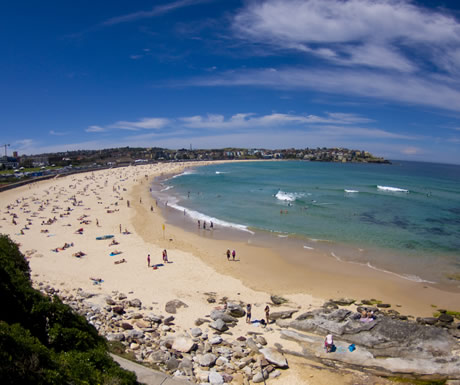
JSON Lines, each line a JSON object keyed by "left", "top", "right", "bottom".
{"left": 157, "top": 161, "right": 460, "bottom": 285}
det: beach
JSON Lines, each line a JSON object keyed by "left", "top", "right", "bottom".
{"left": 1, "top": 161, "right": 459, "bottom": 384}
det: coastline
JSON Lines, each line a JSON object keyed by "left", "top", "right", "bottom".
{"left": 146, "top": 163, "right": 460, "bottom": 317}
{"left": 1, "top": 161, "right": 459, "bottom": 384}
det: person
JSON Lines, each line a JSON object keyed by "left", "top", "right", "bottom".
{"left": 246, "top": 304, "right": 252, "bottom": 323}
{"left": 264, "top": 305, "right": 270, "bottom": 325}
{"left": 127, "top": 200, "right": 130, "bottom": 208}
{"left": 226, "top": 249, "right": 231, "bottom": 261}
{"left": 119, "top": 224, "right": 122, "bottom": 233}
{"left": 232, "top": 250, "right": 236, "bottom": 261}
{"left": 147, "top": 254, "right": 150, "bottom": 267}
{"left": 198, "top": 220, "right": 201, "bottom": 229}
{"left": 162, "top": 249, "right": 168, "bottom": 263}
{"left": 210, "top": 221, "right": 213, "bottom": 229}
{"left": 325, "top": 334, "right": 334, "bottom": 353}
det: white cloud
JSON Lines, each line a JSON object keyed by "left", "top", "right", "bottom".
{"left": 190, "top": 67, "right": 460, "bottom": 112}
{"left": 401, "top": 146, "right": 421, "bottom": 155}
{"left": 86, "top": 125, "right": 107, "bottom": 133}
{"left": 110, "top": 118, "right": 170, "bottom": 131}
{"left": 232, "top": 0, "right": 460, "bottom": 74}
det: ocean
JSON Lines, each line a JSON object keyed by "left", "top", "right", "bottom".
{"left": 152, "top": 160, "right": 460, "bottom": 288}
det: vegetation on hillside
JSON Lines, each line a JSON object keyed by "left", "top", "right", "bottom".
{"left": 0, "top": 234, "right": 138, "bottom": 384}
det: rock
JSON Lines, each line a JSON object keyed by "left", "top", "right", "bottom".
{"left": 147, "top": 350, "right": 167, "bottom": 363}
{"left": 106, "top": 333, "right": 124, "bottom": 342}
{"left": 163, "top": 316, "right": 175, "bottom": 325}
{"left": 209, "top": 371, "right": 224, "bottom": 384}
{"left": 438, "top": 313, "right": 454, "bottom": 323}
{"left": 256, "top": 336, "right": 267, "bottom": 346}
{"left": 105, "top": 297, "right": 115, "bottom": 305}
{"left": 166, "top": 357, "right": 179, "bottom": 371}
{"left": 270, "top": 310, "right": 298, "bottom": 320}
{"left": 165, "top": 299, "right": 188, "bottom": 314}
{"left": 127, "top": 329, "right": 144, "bottom": 339}
{"left": 246, "top": 338, "right": 259, "bottom": 353}
{"left": 191, "top": 327, "right": 202, "bottom": 337}
{"left": 199, "top": 353, "right": 217, "bottom": 367}
{"left": 209, "top": 319, "right": 229, "bottom": 332}
{"left": 118, "top": 293, "right": 127, "bottom": 300}
{"left": 129, "top": 298, "right": 142, "bottom": 308}
{"left": 269, "top": 369, "right": 281, "bottom": 379}
{"left": 172, "top": 336, "right": 195, "bottom": 353}
{"left": 178, "top": 357, "right": 193, "bottom": 376}
{"left": 226, "top": 302, "right": 246, "bottom": 318}
{"left": 420, "top": 317, "right": 438, "bottom": 325}
{"left": 322, "top": 301, "right": 339, "bottom": 310}
{"left": 112, "top": 305, "right": 124, "bottom": 315}
{"left": 270, "top": 295, "right": 288, "bottom": 305}
{"left": 210, "top": 310, "right": 237, "bottom": 323}
{"left": 195, "top": 318, "right": 208, "bottom": 326}
{"left": 252, "top": 369, "right": 269, "bottom": 383}
{"left": 222, "top": 373, "right": 233, "bottom": 383}
{"left": 216, "top": 356, "right": 228, "bottom": 366}
{"left": 135, "top": 320, "right": 150, "bottom": 329}
{"left": 146, "top": 314, "right": 163, "bottom": 324}
{"left": 207, "top": 297, "right": 216, "bottom": 303}
{"left": 196, "top": 370, "right": 209, "bottom": 382}
{"left": 331, "top": 298, "right": 355, "bottom": 306}
{"left": 209, "top": 335, "right": 223, "bottom": 345}
{"left": 231, "top": 372, "right": 244, "bottom": 385}
{"left": 259, "top": 348, "right": 288, "bottom": 368}
{"left": 377, "top": 303, "right": 391, "bottom": 308}
{"left": 121, "top": 322, "right": 133, "bottom": 330}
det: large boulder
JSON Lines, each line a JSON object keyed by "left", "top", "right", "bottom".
{"left": 172, "top": 336, "right": 195, "bottom": 353}
{"left": 259, "top": 348, "right": 288, "bottom": 368}
{"left": 271, "top": 295, "right": 288, "bottom": 305}
{"left": 210, "top": 310, "right": 237, "bottom": 323}
{"left": 209, "top": 319, "right": 229, "bottom": 332}
{"left": 226, "top": 302, "right": 246, "bottom": 318}
{"left": 199, "top": 353, "right": 217, "bottom": 367}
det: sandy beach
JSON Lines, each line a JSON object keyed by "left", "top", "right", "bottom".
{"left": 1, "top": 161, "right": 459, "bottom": 384}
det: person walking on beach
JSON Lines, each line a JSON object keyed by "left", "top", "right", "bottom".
{"left": 226, "top": 249, "right": 231, "bottom": 261}
{"left": 232, "top": 250, "right": 236, "bottom": 261}
{"left": 147, "top": 254, "right": 150, "bottom": 267}
{"left": 119, "top": 224, "right": 122, "bottom": 233}
{"left": 264, "top": 305, "right": 270, "bottom": 325}
{"left": 246, "top": 304, "right": 252, "bottom": 324}
{"left": 162, "top": 249, "right": 168, "bottom": 263}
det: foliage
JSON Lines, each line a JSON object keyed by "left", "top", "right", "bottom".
{"left": 0, "top": 235, "right": 138, "bottom": 384}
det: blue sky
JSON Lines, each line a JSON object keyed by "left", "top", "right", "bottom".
{"left": 2, "top": 0, "right": 460, "bottom": 164}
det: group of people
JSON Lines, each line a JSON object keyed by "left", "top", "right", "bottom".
{"left": 226, "top": 249, "right": 237, "bottom": 261}
{"left": 147, "top": 249, "right": 169, "bottom": 267}
{"left": 245, "top": 304, "right": 270, "bottom": 326}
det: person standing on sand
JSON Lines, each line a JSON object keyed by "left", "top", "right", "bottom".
{"left": 226, "top": 249, "right": 231, "bottom": 261}
{"left": 246, "top": 304, "right": 252, "bottom": 323}
{"left": 162, "top": 249, "right": 168, "bottom": 263}
{"left": 147, "top": 254, "right": 150, "bottom": 267}
{"left": 119, "top": 224, "right": 122, "bottom": 233}
{"left": 264, "top": 305, "right": 270, "bottom": 325}
{"left": 232, "top": 250, "right": 236, "bottom": 261}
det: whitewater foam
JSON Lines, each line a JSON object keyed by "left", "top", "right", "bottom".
{"left": 167, "top": 202, "right": 254, "bottom": 234}
{"left": 344, "top": 189, "right": 359, "bottom": 193}
{"left": 275, "top": 190, "right": 304, "bottom": 202}
{"left": 377, "top": 185, "right": 409, "bottom": 193}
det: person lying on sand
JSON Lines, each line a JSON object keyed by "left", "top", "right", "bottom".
{"left": 114, "top": 258, "right": 127, "bottom": 264}
{"left": 109, "top": 239, "right": 119, "bottom": 246}
{"left": 72, "top": 251, "right": 86, "bottom": 258}
{"left": 75, "top": 228, "right": 84, "bottom": 234}
{"left": 110, "top": 250, "right": 122, "bottom": 256}
{"left": 122, "top": 229, "right": 131, "bottom": 234}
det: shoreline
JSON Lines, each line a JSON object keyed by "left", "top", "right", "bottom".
{"left": 1, "top": 161, "right": 459, "bottom": 384}
{"left": 137, "top": 163, "right": 460, "bottom": 317}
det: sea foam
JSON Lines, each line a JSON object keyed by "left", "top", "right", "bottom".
{"left": 275, "top": 190, "right": 304, "bottom": 202}
{"left": 377, "top": 185, "right": 409, "bottom": 193}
